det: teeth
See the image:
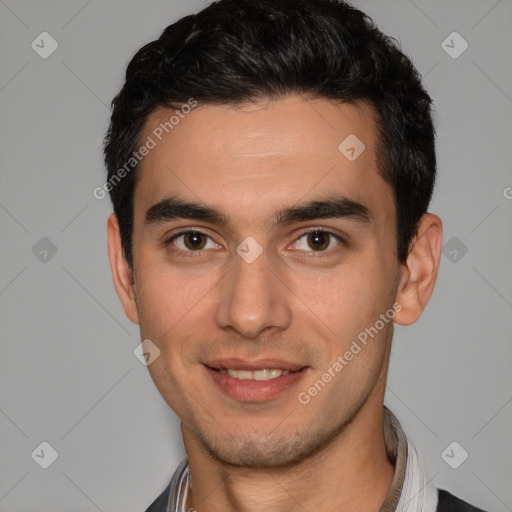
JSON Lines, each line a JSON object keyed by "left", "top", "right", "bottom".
{"left": 228, "top": 369, "right": 253, "bottom": 380}
{"left": 224, "top": 368, "right": 291, "bottom": 381}
{"left": 253, "top": 369, "right": 269, "bottom": 381}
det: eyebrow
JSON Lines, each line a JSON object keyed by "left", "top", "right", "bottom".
{"left": 144, "top": 195, "right": 371, "bottom": 228}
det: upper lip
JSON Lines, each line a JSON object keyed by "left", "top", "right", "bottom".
{"left": 204, "top": 358, "right": 307, "bottom": 372}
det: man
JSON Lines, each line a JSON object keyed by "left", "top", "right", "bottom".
{"left": 103, "top": 0, "right": 489, "bottom": 511}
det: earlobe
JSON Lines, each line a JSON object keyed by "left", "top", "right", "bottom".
{"left": 394, "top": 214, "right": 443, "bottom": 326}
{"left": 107, "top": 213, "right": 140, "bottom": 325}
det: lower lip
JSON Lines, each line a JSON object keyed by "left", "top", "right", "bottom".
{"left": 204, "top": 365, "right": 308, "bottom": 402}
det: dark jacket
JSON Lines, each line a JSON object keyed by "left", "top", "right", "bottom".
{"left": 437, "top": 490, "right": 489, "bottom": 512}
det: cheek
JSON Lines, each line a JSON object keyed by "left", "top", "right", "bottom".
{"left": 133, "top": 263, "right": 224, "bottom": 376}
{"left": 135, "top": 260, "right": 216, "bottom": 330}
{"left": 287, "top": 260, "right": 394, "bottom": 343}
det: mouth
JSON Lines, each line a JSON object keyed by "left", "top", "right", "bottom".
{"left": 219, "top": 368, "right": 291, "bottom": 381}
{"left": 203, "top": 359, "right": 309, "bottom": 402}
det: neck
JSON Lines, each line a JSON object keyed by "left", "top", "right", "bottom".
{"left": 183, "top": 401, "right": 395, "bottom": 512}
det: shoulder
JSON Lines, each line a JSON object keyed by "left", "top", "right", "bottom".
{"left": 436, "top": 488, "right": 490, "bottom": 512}
{"left": 143, "top": 481, "right": 171, "bottom": 512}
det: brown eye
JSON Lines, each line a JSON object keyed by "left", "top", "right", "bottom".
{"left": 307, "top": 231, "right": 330, "bottom": 251}
{"left": 168, "top": 230, "right": 218, "bottom": 253}
{"left": 182, "top": 231, "right": 208, "bottom": 250}
{"left": 291, "top": 230, "right": 342, "bottom": 254}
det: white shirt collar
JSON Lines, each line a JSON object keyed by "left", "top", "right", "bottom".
{"left": 166, "top": 407, "right": 438, "bottom": 512}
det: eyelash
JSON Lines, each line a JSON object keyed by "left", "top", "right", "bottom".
{"left": 164, "top": 228, "right": 346, "bottom": 258}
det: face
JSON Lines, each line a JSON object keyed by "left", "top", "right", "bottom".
{"left": 120, "top": 96, "right": 405, "bottom": 467}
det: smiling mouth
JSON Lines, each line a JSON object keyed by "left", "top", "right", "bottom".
{"left": 217, "top": 368, "right": 290, "bottom": 381}
{"left": 204, "top": 364, "right": 309, "bottom": 402}
{"left": 206, "top": 365, "right": 307, "bottom": 381}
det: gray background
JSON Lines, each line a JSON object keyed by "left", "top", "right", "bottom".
{"left": 0, "top": 0, "right": 511, "bottom": 511}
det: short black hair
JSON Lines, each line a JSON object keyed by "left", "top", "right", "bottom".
{"left": 103, "top": 0, "right": 436, "bottom": 268}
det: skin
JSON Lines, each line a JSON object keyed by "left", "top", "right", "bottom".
{"left": 108, "top": 95, "right": 442, "bottom": 512}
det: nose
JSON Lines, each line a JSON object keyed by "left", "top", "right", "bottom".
{"left": 214, "top": 246, "right": 292, "bottom": 339}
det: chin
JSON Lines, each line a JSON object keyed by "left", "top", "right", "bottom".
{"left": 196, "top": 420, "right": 344, "bottom": 470}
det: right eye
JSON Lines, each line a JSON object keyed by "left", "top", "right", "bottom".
{"left": 165, "top": 230, "right": 221, "bottom": 256}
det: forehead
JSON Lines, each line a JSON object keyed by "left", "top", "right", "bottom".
{"left": 134, "top": 95, "right": 392, "bottom": 230}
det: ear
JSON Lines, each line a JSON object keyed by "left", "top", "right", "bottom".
{"left": 107, "top": 213, "right": 139, "bottom": 325}
{"left": 394, "top": 214, "right": 443, "bottom": 326}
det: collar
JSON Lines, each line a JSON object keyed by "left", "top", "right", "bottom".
{"left": 381, "top": 407, "right": 438, "bottom": 512}
{"left": 164, "top": 407, "right": 438, "bottom": 512}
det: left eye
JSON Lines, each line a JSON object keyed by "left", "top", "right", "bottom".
{"left": 291, "top": 231, "right": 341, "bottom": 252}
